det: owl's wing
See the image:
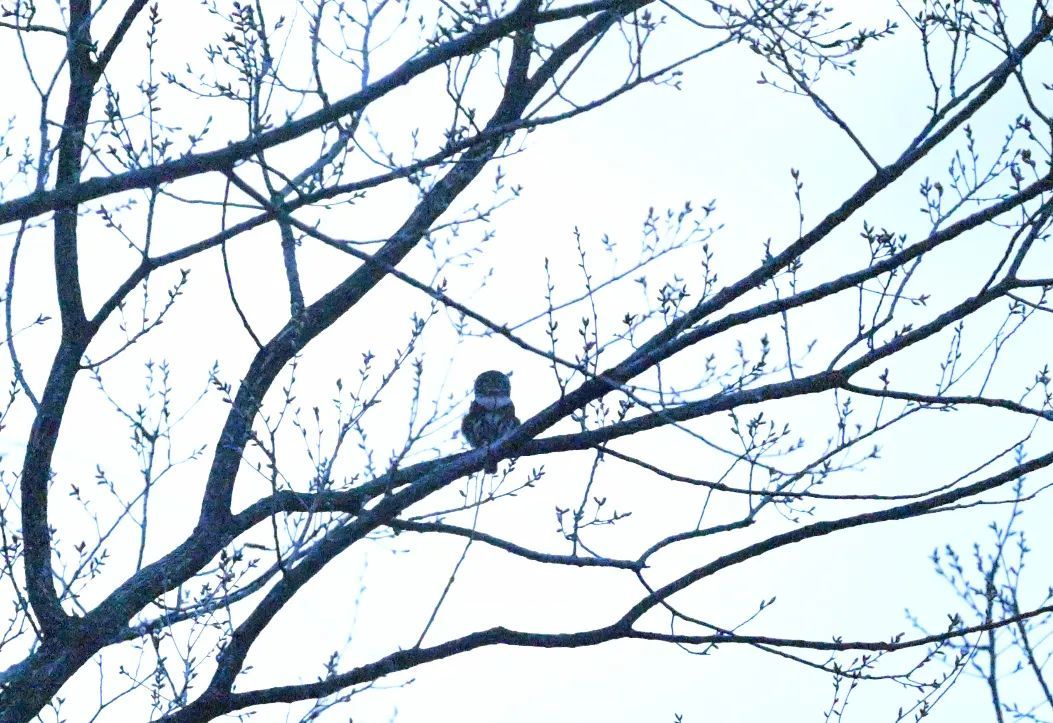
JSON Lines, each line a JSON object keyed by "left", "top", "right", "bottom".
{"left": 497, "top": 406, "right": 520, "bottom": 435}
{"left": 462, "top": 408, "right": 482, "bottom": 447}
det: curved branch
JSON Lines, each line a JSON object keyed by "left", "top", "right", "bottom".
{"left": 390, "top": 519, "right": 643, "bottom": 570}
{"left": 157, "top": 597, "right": 1053, "bottom": 720}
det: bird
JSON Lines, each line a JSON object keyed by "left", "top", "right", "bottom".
{"left": 461, "top": 370, "right": 519, "bottom": 473}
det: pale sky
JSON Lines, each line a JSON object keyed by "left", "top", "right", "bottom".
{"left": 1, "top": 1, "right": 1052, "bottom": 721}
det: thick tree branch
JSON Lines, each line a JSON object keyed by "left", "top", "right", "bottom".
{"left": 157, "top": 595, "right": 1053, "bottom": 719}
{"left": 0, "top": 1, "right": 650, "bottom": 226}
{"left": 19, "top": 0, "right": 99, "bottom": 638}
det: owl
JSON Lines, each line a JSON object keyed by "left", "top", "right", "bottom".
{"left": 461, "top": 370, "right": 519, "bottom": 473}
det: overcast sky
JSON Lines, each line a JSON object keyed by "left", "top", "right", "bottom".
{"left": 2, "top": 1, "right": 1052, "bottom": 721}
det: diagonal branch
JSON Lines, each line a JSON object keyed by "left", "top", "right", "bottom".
{"left": 93, "top": 0, "right": 151, "bottom": 74}
{"left": 619, "top": 449, "right": 1053, "bottom": 625}
{"left": 0, "top": 1, "right": 651, "bottom": 226}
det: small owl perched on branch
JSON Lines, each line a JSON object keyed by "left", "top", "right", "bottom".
{"left": 462, "top": 370, "right": 519, "bottom": 473}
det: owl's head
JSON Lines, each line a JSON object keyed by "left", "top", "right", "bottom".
{"left": 473, "top": 370, "right": 512, "bottom": 398}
